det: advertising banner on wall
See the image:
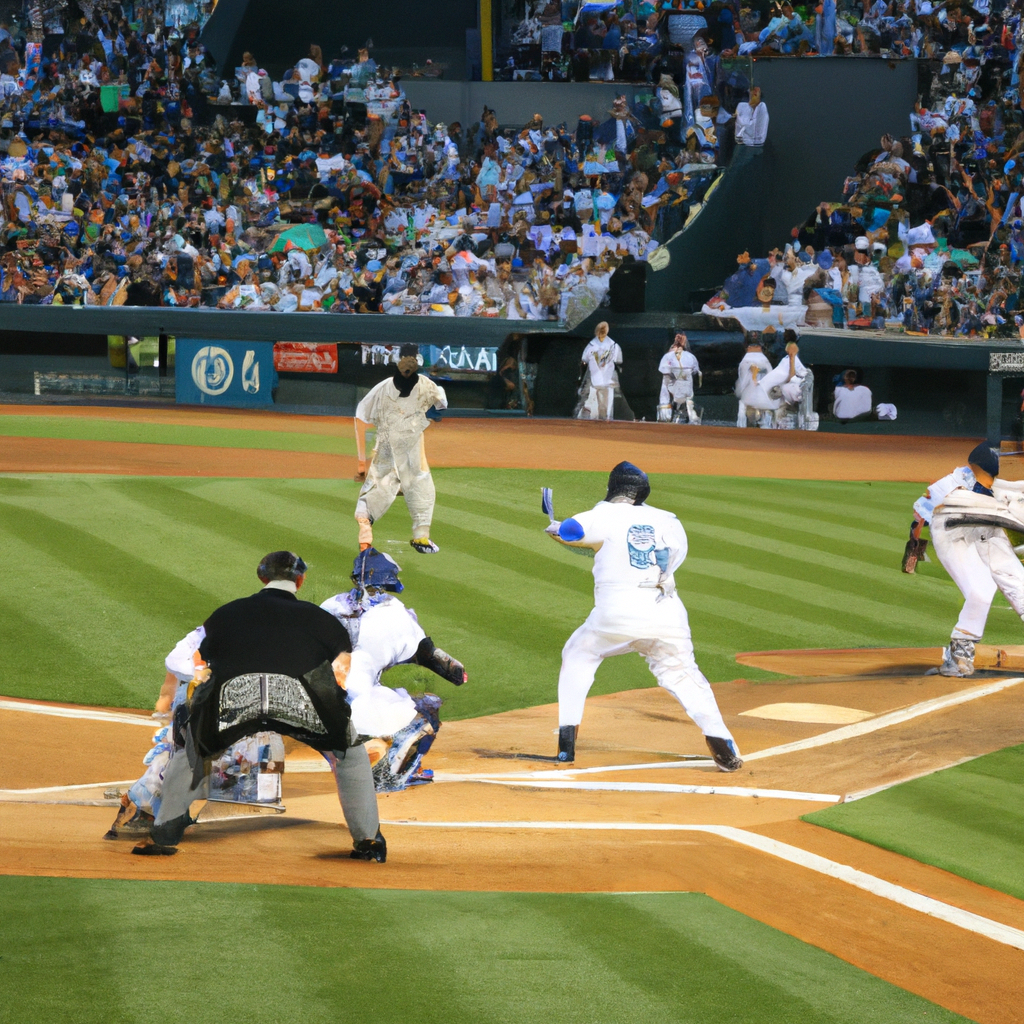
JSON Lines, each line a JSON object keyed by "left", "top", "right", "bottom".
{"left": 273, "top": 342, "right": 339, "bottom": 374}
{"left": 175, "top": 339, "right": 277, "bottom": 406}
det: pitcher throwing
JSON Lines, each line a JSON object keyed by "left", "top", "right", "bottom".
{"left": 544, "top": 462, "right": 741, "bottom": 770}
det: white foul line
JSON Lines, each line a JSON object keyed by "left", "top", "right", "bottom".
{"left": 742, "top": 676, "right": 1024, "bottom": 762}
{"left": 434, "top": 775, "right": 839, "bottom": 802}
{"left": 0, "top": 779, "right": 136, "bottom": 796}
{"left": 445, "top": 675, "right": 1024, "bottom": 783}
{"left": 0, "top": 699, "right": 157, "bottom": 728}
{"left": 841, "top": 755, "right": 985, "bottom": 803}
{"left": 378, "top": 819, "right": 1024, "bottom": 952}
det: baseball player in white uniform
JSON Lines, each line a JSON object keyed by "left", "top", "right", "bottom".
{"left": 105, "top": 626, "right": 288, "bottom": 837}
{"left": 320, "top": 547, "right": 467, "bottom": 790}
{"left": 580, "top": 321, "right": 623, "bottom": 422}
{"left": 658, "top": 333, "right": 702, "bottom": 424}
{"left": 928, "top": 443, "right": 1024, "bottom": 676}
{"left": 103, "top": 626, "right": 205, "bottom": 838}
{"left": 544, "top": 462, "right": 742, "bottom": 771}
{"left": 355, "top": 344, "right": 448, "bottom": 554}
{"left": 735, "top": 336, "right": 778, "bottom": 427}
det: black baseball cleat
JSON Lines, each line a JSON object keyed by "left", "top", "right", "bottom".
{"left": 350, "top": 830, "right": 387, "bottom": 863}
{"left": 131, "top": 839, "right": 178, "bottom": 856}
{"left": 557, "top": 725, "right": 577, "bottom": 763}
{"left": 705, "top": 736, "right": 743, "bottom": 772}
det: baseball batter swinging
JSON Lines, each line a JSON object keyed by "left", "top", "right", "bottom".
{"left": 544, "top": 462, "right": 742, "bottom": 771}
{"left": 354, "top": 344, "right": 448, "bottom": 554}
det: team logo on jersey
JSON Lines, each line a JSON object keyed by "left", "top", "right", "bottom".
{"left": 626, "top": 524, "right": 657, "bottom": 569}
{"left": 191, "top": 345, "right": 234, "bottom": 395}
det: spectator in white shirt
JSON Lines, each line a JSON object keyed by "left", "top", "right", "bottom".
{"left": 833, "top": 370, "right": 875, "bottom": 421}
{"left": 735, "top": 87, "right": 769, "bottom": 147}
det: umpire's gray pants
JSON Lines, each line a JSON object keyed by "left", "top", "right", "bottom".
{"left": 150, "top": 723, "right": 379, "bottom": 848}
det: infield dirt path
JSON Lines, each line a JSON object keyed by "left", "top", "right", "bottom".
{"left": 3, "top": 656, "right": 1023, "bottom": 1024}
{"left": 0, "top": 404, "right": 1012, "bottom": 480}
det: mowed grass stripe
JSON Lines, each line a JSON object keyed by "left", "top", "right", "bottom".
{"left": 0, "top": 597, "right": 142, "bottom": 705}
{"left": 804, "top": 744, "right": 1024, "bottom": 901}
{"left": 656, "top": 476, "right": 924, "bottom": 528}
{"left": 0, "top": 878, "right": 974, "bottom": 1024}
{"left": 7, "top": 471, "right": 1024, "bottom": 713}
{"left": 683, "top": 557, "right": 953, "bottom": 635}
{"left": 0, "top": 497, "right": 220, "bottom": 624}
{"left": 0, "top": 414, "right": 355, "bottom": 454}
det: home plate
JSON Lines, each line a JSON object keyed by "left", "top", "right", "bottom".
{"left": 738, "top": 703, "right": 874, "bottom": 724}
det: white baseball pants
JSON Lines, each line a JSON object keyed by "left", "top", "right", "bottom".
{"left": 355, "top": 434, "right": 436, "bottom": 538}
{"left": 932, "top": 524, "right": 1024, "bottom": 639}
{"left": 593, "top": 385, "right": 614, "bottom": 421}
{"left": 557, "top": 622, "right": 734, "bottom": 740}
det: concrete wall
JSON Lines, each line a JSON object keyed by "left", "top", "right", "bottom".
{"left": 751, "top": 59, "right": 919, "bottom": 247}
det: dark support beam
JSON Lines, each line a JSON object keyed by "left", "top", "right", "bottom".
{"left": 158, "top": 334, "right": 169, "bottom": 377}
{"left": 987, "top": 373, "right": 1003, "bottom": 446}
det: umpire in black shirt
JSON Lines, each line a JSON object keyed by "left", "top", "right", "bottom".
{"left": 136, "top": 551, "right": 385, "bottom": 862}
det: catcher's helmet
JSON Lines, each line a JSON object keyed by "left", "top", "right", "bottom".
{"left": 605, "top": 461, "right": 650, "bottom": 505}
{"left": 352, "top": 547, "right": 404, "bottom": 592}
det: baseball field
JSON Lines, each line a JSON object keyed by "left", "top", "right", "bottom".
{"left": 1, "top": 407, "right": 1022, "bottom": 1024}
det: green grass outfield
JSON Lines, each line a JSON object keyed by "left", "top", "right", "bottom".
{"left": 0, "top": 468, "right": 1016, "bottom": 716}
{"left": 0, "top": 877, "right": 972, "bottom": 1024}
{"left": 0, "top": 413, "right": 356, "bottom": 454}
{"left": 804, "top": 743, "right": 1024, "bottom": 900}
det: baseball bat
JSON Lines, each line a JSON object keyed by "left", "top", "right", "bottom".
{"left": 541, "top": 486, "right": 555, "bottom": 523}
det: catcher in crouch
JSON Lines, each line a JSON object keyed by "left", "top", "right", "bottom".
{"left": 321, "top": 547, "right": 468, "bottom": 791}
{"left": 354, "top": 344, "right": 448, "bottom": 554}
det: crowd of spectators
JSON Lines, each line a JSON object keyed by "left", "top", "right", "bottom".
{"left": 500, "top": 0, "right": 1021, "bottom": 83}
{"left": 0, "top": 1, "right": 755, "bottom": 322}
{"left": 705, "top": 15, "right": 1024, "bottom": 339}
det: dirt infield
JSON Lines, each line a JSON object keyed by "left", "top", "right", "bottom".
{"left": 3, "top": 666, "right": 1023, "bottom": 1024}
{"left": 3, "top": 408, "right": 1023, "bottom": 1022}
{"left": 737, "top": 644, "right": 1024, "bottom": 676}
{"left": 1, "top": 405, "right": 1013, "bottom": 480}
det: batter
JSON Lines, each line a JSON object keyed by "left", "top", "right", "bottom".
{"left": 544, "top": 461, "right": 741, "bottom": 771}
{"left": 657, "top": 333, "right": 702, "bottom": 424}
{"left": 354, "top": 344, "right": 448, "bottom": 554}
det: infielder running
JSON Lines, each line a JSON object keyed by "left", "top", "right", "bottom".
{"left": 321, "top": 547, "right": 467, "bottom": 791}
{"left": 544, "top": 461, "right": 742, "bottom": 771}
{"left": 354, "top": 344, "right": 448, "bottom": 554}
{"left": 657, "top": 333, "right": 702, "bottom": 424}
{"left": 927, "top": 443, "right": 1024, "bottom": 676}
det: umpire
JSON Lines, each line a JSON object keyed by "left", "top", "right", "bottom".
{"left": 134, "top": 551, "right": 386, "bottom": 862}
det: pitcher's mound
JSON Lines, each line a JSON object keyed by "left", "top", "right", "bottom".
{"left": 736, "top": 645, "right": 1024, "bottom": 677}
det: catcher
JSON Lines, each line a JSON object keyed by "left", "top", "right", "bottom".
{"left": 321, "top": 547, "right": 468, "bottom": 791}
